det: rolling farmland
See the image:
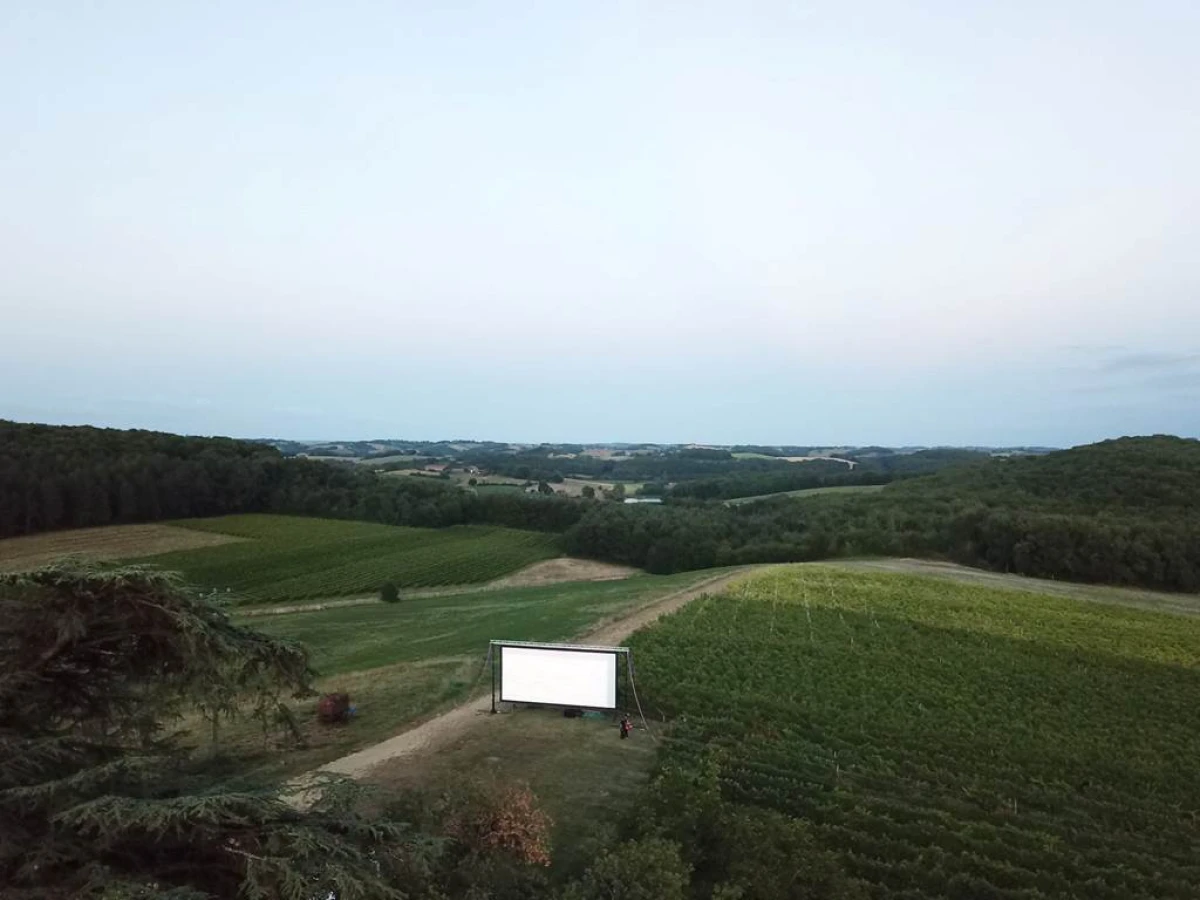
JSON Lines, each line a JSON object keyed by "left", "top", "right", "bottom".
{"left": 630, "top": 566, "right": 1200, "bottom": 899}
{"left": 134, "top": 514, "right": 560, "bottom": 605}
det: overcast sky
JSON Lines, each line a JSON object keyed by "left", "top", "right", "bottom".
{"left": 3, "top": 1, "right": 1198, "bottom": 446}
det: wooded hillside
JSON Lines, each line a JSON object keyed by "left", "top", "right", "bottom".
{"left": 564, "top": 437, "right": 1200, "bottom": 591}
{"left": 0, "top": 420, "right": 583, "bottom": 539}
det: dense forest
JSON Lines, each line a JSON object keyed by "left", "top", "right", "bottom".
{"left": 0, "top": 420, "right": 583, "bottom": 539}
{"left": 4, "top": 421, "right": 1198, "bottom": 592}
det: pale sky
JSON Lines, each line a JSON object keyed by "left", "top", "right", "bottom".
{"left": 3, "top": 1, "right": 1198, "bottom": 446}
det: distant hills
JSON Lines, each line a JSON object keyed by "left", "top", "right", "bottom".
{"left": 252, "top": 437, "right": 1058, "bottom": 460}
{"left": 2, "top": 419, "right": 1196, "bottom": 592}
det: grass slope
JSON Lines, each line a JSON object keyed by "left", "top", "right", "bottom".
{"left": 630, "top": 565, "right": 1200, "bottom": 899}
{"left": 724, "top": 484, "right": 885, "bottom": 506}
{"left": 135, "top": 514, "right": 559, "bottom": 605}
{"left": 258, "top": 570, "right": 712, "bottom": 675}
{"left": 211, "top": 571, "right": 716, "bottom": 776}
{"left": 370, "top": 707, "right": 657, "bottom": 876}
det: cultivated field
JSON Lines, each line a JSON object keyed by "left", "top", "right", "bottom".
{"left": 829, "top": 557, "right": 1200, "bottom": 617}
{"left": 0, "top": 523, "right": 244, "bottom": 572}
{"left": 627, "top": 566, "right": 1200, "bottom": 899}
{"left": 133, "top": 514, "right": 560, "bottom": 605}
{"left": 725, "top": 483, "right": 886, "bottom": 505}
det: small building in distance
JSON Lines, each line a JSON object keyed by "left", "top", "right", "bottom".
{"left": 623, "top": 497, "right": 663, "bottom": 504}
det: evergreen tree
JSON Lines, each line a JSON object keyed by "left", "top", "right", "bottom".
{"left": 0, "top": 562, "right": 438, "bottom": 900}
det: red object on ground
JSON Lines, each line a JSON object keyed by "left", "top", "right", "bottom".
{"left": 318, "top": 692, "right": 352, "bottom": 724}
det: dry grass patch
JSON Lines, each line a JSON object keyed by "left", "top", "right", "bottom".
{"left": 0, "top": 523, "right": 244, "bottom": 572}
{"left": 487, "top": 558, "right": 637, "bottom": 588}
{"left": 190, "top": 656, "right": 482, "bottom": 780}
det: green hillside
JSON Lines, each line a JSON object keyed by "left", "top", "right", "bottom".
{"left": 133, "top": 514, "right": 560, "bottom": 605}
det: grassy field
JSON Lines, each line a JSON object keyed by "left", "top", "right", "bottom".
{"left": 208, "top": 571, "right": 718, "bottom": 776}
{"left": 725, "top": 483, "right": 886, "bottom": 505}
{"left": 369, "top": 707, "right": 656, "bottom": 875}
{"left": 132, "top": 514, "right": 560, "bottom": 605}
{"left": 472, "top": 482, "right": 525, "bottom": 493}
{"left": 627, "top": 566, "right": 1200, "bottom": 898}
{"left": 258, "top": 570, "right": 711, "bottom": 675}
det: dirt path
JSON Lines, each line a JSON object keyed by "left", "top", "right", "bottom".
{"left": 302, "top": 568, "right": 753, "bottom": 785}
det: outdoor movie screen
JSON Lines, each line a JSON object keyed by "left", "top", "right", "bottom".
{"left": 499, "top": 644, "right": 619, "bottom": 709}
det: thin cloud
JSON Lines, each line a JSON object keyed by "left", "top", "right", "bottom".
{"left": 1099, "top": 352, "right": 1200, "bottom": 374}
{"left": 1070, "top": 366, "right": 1200, "bottom": 395}
{"left": 1059, "top": 343, "right": 1129, "bottom": 355}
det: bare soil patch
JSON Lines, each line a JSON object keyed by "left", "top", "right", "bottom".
{"left": 487, "top": 558, "right": 636, "bottom": 589}
{"left": 0, "top": 523, "right": 244, "bottom": 572}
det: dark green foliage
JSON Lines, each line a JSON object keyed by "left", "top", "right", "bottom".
{"left": 0, "top": 562, "right": 440, "bottom": 899}
{"left": 851, "top": 446, "right": 993, "bottom": 475}
{"left": 562, "top": 837, "right": 691, "bottom": 900}
{"left": 0, "top": 419, "right": 585, "bottom": 539}
{"left": 565, "top": 437, "right": 1200, "bottom": 591}
{"left": 615, "top": 754, "right": 862, "bottom": 900}
{"left": 380, "top": 581, "right": 400, "bottom": 603}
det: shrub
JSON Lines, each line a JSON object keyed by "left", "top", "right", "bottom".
{"left": 380, "top": 581, "right": 400, "bottom": 603}
{"left": 563, "top": 837, "right": 690, "bottom": 900}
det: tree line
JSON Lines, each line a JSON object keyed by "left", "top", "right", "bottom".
{"left": 0, "top": 420, "right": 584, "bottom": 540}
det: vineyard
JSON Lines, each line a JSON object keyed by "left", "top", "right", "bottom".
{"left": 629, "top": 566, "right": 1200, "bottom": 899}
{"left": 133, "top": 514, "right": 560, "bottom": 605}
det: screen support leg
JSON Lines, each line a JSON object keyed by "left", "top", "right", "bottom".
{"left": 490, "top": 643, "right": 497, "bottom": 714}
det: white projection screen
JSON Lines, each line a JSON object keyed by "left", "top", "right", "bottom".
{"left": 499, "top": 644, "right": 619, "bottom": 709}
